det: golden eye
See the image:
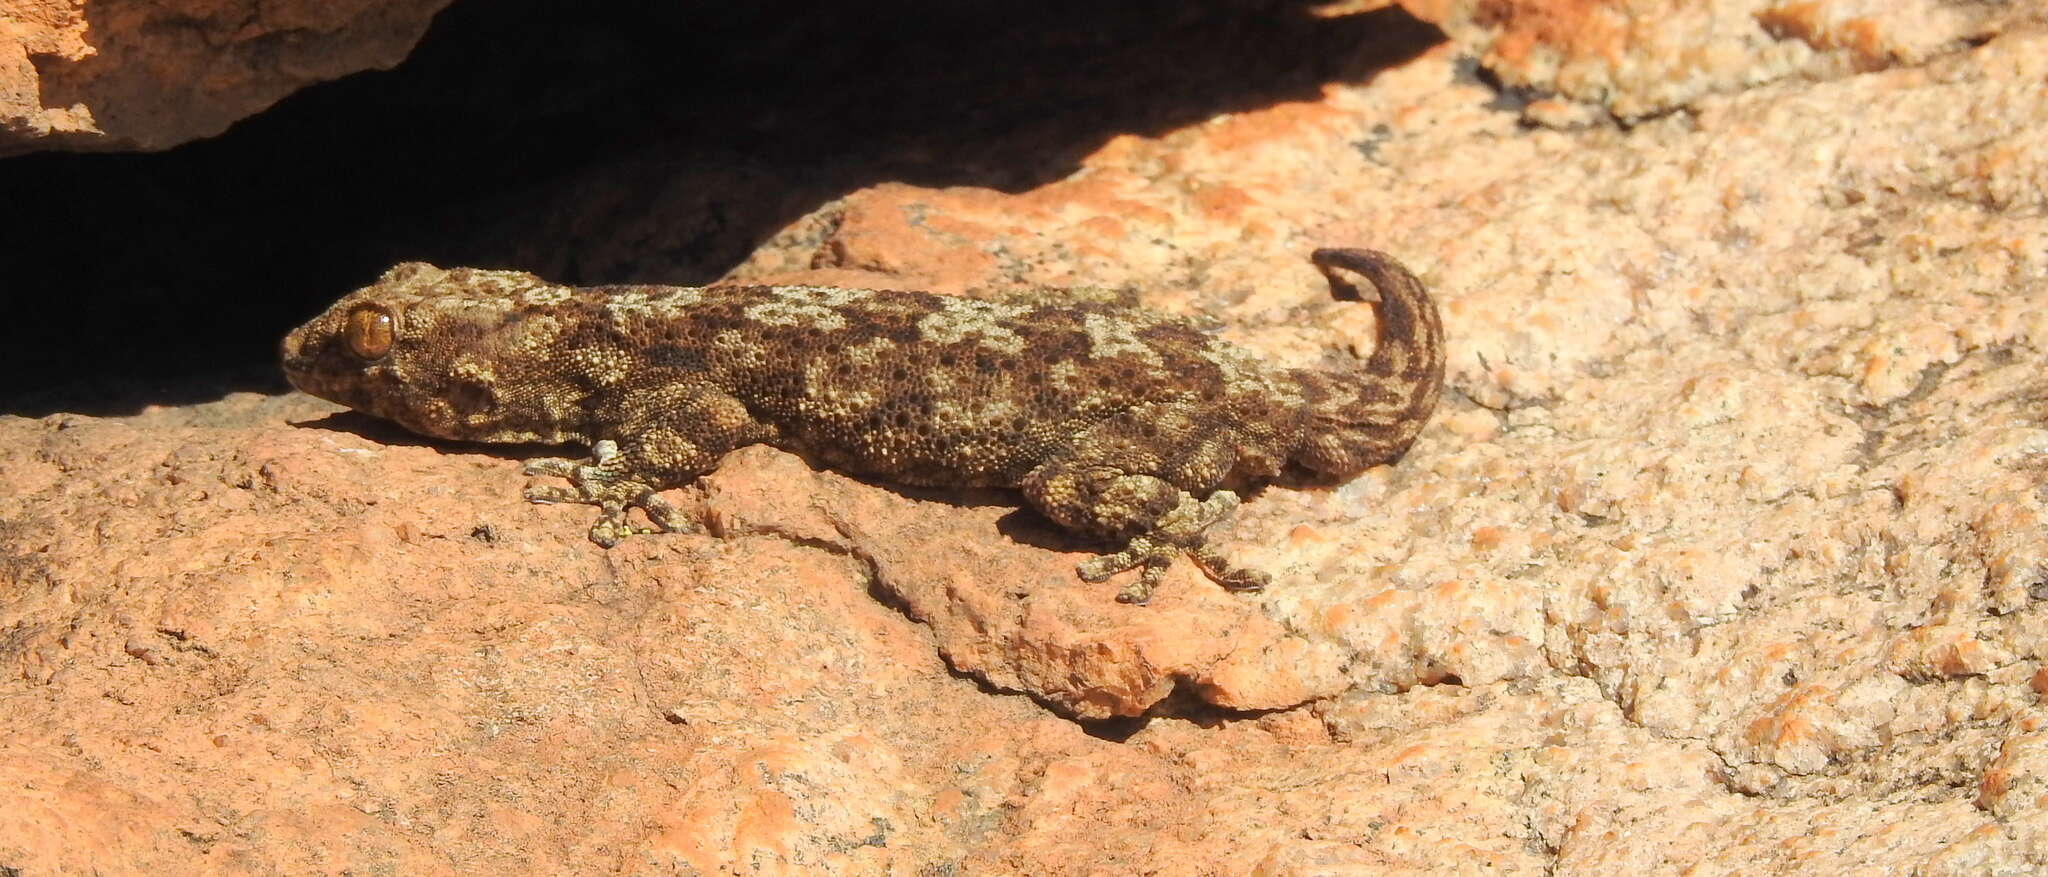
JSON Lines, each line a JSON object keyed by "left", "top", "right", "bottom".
{"left": 343, "top": 304, "right": 396, "bottom": 360}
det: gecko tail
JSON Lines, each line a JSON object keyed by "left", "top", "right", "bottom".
{"left": 1287, "top": 248, "right": 1446, "bottom": 477}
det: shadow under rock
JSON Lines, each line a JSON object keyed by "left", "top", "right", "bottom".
{"left": 0, "top": 0, "right": 1442, "bottom": 414}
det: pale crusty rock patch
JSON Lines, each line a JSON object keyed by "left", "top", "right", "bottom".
{"left": 1394, "top": 0, "right": 2028, "bottom": 123}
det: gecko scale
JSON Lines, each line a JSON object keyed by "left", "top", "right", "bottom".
{"left": 281, "top": 248, "right": 1445, "bottom": 603}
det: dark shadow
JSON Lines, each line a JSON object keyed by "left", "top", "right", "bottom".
{"left": 1137, "top": 682, "right": 1307, "bottom": 728}
{"left": 1, "top": 0, "right": 1442, "bottom": 414}
{"left": 285, "top": 410, "right": 544, "bottom": 456}
{"left": 1078, "top": 714, "right": 1153, "bottom": 742}
{"left": 993, "top": 506, "right": 1100, "bottom": 554}
{"left": 287, "top": 412, "right": 644, "bottom": 468}
{"left": 287, "top": 410, "right": 442, "bottom": 447}
{"left": 838, "top": 476, "right": 1021, "bottom": 512}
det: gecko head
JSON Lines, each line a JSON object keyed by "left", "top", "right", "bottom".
{"left": 282, "top": 262, "right": 586, "bottom": 444}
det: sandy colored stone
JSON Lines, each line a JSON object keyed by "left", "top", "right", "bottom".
{"left": 0, "top": 411, "right": 1053, "bottom": 873}
{"left": 1395, "top": 0, "right": 2023, "bottom": 121}
{"left": 12, "top": 8, "right": 2048, "bottom": 876}
{"left": 0, "top": 0, "right": 452, "bottom": 154}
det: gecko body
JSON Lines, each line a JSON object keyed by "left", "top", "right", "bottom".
{"left": 281, "top": 249, "right": 1444, "bottom": 603}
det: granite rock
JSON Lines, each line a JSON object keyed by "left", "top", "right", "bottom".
{"left": 8, "top": 7, "right": 2048, "bottom": 874}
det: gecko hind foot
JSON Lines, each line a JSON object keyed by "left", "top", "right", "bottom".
{"left": 1074, "top": 491, "right": 1261, "bottom": 604}
{"left": 521, "top": 441, "right": 691, "bottom": 547}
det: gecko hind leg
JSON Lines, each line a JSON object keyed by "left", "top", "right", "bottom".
{"left": 1024, "top": 401, "right": 1275, "bottom": 604}
{"left": 1026, "top": 451, "right": 1268, "bottom": 604}
{"left": 522, "top": 440, "right": 691, "bottom": 547}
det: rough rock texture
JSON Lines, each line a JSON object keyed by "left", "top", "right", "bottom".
{"left": 704, "top": 446, "right": 1350, "bottom": 718}
{"left": 0, "top": 0, "right": 452, "bottom": 154}
{"left": 1396, "top": 0, "right": 2021, "bottom": 122}
{"left": 9, "top": 5, "right": 2048, "bottom": 875}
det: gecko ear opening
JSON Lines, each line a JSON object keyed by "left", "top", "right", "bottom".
{"left": 344, "top": 304, "right": 397, "bottom": 360}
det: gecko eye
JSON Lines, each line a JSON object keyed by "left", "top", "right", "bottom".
{"left": 343, "top": 304, "right": 396, "bottom": 359}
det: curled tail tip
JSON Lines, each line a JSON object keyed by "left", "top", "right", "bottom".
{"left": 1309, "top": 247, "right": 1422, "bottom": 303}
{"left": 1309, "top": 246, "right": 1396, "bottom": 267}
{"left": 1305, "top": 248, "right": 1439, "bottom": 349}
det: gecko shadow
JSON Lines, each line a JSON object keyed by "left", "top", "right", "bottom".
{"left": 290, "top": 408, "right": 1285, "bottom": 564}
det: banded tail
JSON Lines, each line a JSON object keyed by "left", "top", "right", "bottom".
{"left": 1288, "top": 248, "right": 1446, "bottom": 477}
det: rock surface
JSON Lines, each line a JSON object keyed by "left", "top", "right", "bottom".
{"left": 1397, "top": 0, "right": 2022, "bottom": 122}
{"left": 0, "top": 0, "right": 452, "bottom": 154}
{"left": 9, "top": 4, "right": 2048, "bottom": 874}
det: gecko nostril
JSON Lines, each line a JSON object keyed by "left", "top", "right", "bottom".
{"left": 447, "top": 379, "right": 495, "bottom": 417}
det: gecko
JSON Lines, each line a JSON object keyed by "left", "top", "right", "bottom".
{"left": 281, "top": 248, "right": 1445, "bottom": 604}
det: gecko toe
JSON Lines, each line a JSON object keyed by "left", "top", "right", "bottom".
{"left": 637, "top": 491, "right": 693, "bottom": 534}
{"left": 1079, "top": 535, "right": 1179, "bottom": 602}
{"left": 1192, "top": 545, "right": 1269, "bottom": 592}
{"left": 1114, "top": 559, "right": 1172, "bottom": 604}
{"left": 522, "top": 457, "right": 581, "bottom": 478}
{"left": 522, "top": 484, "right": 584, "bottom": 505}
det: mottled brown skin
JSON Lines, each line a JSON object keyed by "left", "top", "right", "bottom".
{"left": 281, "top": 249, "right": 1444, "bottom": 603}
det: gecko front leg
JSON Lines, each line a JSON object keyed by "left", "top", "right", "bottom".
{"left": 522, "top": 385, "right": 772, "bottom": 547}
{"left": 521, "top": 439, "right": 694, "bottom": 547}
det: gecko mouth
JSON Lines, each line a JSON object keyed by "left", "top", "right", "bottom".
{"left": 278, "top": 338, "right": 319, "bottom": 395}
{"left": 279, "top": 330, "right": 374, "bottom": 412}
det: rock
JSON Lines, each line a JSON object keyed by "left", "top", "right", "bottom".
{"left": 698, "top": 446, "right": 1349, "bottom": 719}
{"left": 1396, "top": 0, "right": 2024, "bottom": 122}
{"left": 0, "top": 0, "right": 452, "bottom": 154}
{"left": 9, "top": 6, "right": 2048, "bottom": 873}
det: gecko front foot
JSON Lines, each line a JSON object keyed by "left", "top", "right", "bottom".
{"left": 521, "top": 440, "right": 692, "bottom": 547}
